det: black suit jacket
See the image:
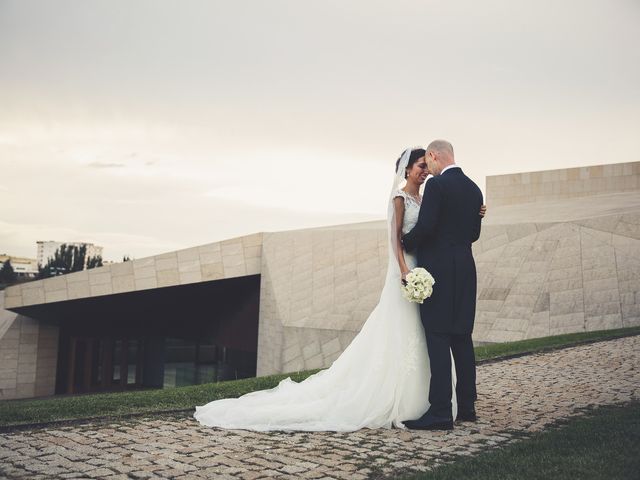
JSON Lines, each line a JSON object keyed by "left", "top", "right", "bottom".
{"left": 402, "top": 167, "right": 483, "bottom": 334}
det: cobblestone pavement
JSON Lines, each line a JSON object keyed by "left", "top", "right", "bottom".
{"left": 1, "top": 336, "right": 639, "bottom": 480}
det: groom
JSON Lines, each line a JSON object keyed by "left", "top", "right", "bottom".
{"left": 401, "top": 140, "right": 484, "bottom": 430}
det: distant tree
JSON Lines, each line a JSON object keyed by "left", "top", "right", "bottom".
{"left": 122, "top": 255, "right": 131, "bottom": 262}
{"left": 37, "top": 243, "right": 101, "bottom": 278}
{"left": 39, "top": 244, "right": 70, "bottom": 278}
{"left": 86, "top": 255, "right": 103, "bottom": 269}
{"left": 0, "top": 259, "right": 17, "bottom": 287}
{"left": 70, "top": 244, "right": 87, "bottom": 272}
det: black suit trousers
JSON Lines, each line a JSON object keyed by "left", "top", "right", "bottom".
{"left": 425, "top": 332, "right": 477, "bottom": 418}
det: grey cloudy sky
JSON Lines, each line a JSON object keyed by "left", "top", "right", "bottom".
{"left": 1, "top": 0, "right": 639, "bottom": 261}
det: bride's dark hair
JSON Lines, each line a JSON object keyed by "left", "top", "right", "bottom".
{"left": 395, "top": 148, "right": 426, "bottom": 178}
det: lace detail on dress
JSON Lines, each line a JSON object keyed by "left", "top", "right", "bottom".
{"left": 404, "top": 335, "right": 421, "bottom": 373}
{"left": 394, "top": 189, "right": 421, "bottom": 234}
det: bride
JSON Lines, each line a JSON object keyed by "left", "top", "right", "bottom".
{"left": 194, "top": 148, "right": 482, "bottom": 432}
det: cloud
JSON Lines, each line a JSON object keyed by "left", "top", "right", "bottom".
{"left": 87, "top": 161, "right": 126, "bottom": 168}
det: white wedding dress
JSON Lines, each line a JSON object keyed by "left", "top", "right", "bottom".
{"left": 194, "top": 161, "right": 457, "bottom": 432}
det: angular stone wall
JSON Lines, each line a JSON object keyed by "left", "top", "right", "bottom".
{"left": 0, "top": 291, "right": 58, "bottom": 400}
{"left": 256, "top": 222, "right": 388, "bottom": 376}
{"left": 473, "top": 213, "right": 640, "bottom": 343}
{"left": 256, "top": 208, "right": 640, "bottom": 376}
{"left": 486, "top": 161, "right": 639, "bottom": 207}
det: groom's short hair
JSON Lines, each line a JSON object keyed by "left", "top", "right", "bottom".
{"left": 427, "top": 140, "right": 454, "bottom": 157}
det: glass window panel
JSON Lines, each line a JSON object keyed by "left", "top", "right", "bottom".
{"left": 112, "top": 340, "right": 122, "bottom": 382}
{"left": 127, "top": 364, "right": 137, "bottom": 384}
{"left": 196, "top": 364, "right": 216, "bottom": 384}
{"left": 163, "top": 363, "right": 196, "bottom": 388}
{"left": 127, "top": 340, "right": 138, "bottom": 384}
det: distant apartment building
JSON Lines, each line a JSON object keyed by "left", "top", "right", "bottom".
{"left": 37, "top": 241, "right": 103, "bottom": 268}
{"left": 0, "top": 254, "right": 38, "bottom": 278}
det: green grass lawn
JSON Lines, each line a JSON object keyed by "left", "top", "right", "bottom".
{"left": 473, "top": 326, "right": 640, "bottom": 361}
{"left": 0, "top": 326, "right": 638, "bottom": 428}
{"left": 404, "top": 402, "right": 640, "bottom": 480}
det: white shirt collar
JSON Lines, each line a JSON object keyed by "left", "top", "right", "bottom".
{"left": 441, "top": 164, "right": 460, "bottom": 175}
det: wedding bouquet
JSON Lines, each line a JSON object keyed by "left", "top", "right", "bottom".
{"left": 401, "top": 267, "right": 435, "bottom": 304}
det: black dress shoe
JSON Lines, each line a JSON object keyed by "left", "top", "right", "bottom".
{"left": 456, "top": 409, "right": 477, "bottom": 422}
{"left": 404, "top": 414, "right": 454, "bottom": 431}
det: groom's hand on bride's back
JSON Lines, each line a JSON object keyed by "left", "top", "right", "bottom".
{"left": 479, "top": 205, "right": 487, "bottom": 217}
